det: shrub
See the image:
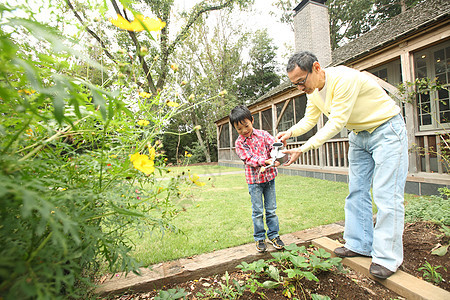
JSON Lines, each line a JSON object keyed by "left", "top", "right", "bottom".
{"left": 0, "top": 5, "right": 200, "bottom": 299}
{"left": 405, "top": 190, "right": 450, "bottom": 225}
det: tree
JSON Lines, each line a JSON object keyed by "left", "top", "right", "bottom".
{"left": 272, "top": 0, "right": 426, "bottom": 50}
{"left": 236, "top": 29, "right": 281, "bottom": 103}
{"left": 329, "top": 0, "right": 426, "bottom": 48}
{"left": 166, "top": 12, "right": 249, "bottom": 163}
{"left": 328, "top": 0, "right": 377, "bottom": 49}
{"left": 66, "top": 0, "right": 253, "bottom": 94}
{"left": 373, "top": 0, "right": 425, "bottom": 22}
{"left": 0, "top": 2, "right": 204, "bottom": 297}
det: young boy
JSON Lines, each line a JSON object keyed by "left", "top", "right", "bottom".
{"left": 229, "top": 105, "right": 285, "bottom": 252}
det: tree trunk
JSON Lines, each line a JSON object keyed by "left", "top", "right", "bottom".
{"left": 191, "top": 113, "right": 211, "bottom": 162}
{"left": 194, "top": 127, "right": 211, "bottom": 163}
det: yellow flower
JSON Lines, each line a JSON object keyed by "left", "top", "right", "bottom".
{"left": 188, "top": 94, "right": 195, "bottom": 101}
{"left": 130, "top": 152, "right": 155, "bottom": 175}
{"left": 140, "top": 46, "right": 148, "bottom": 54}
{"left": 170, "top": 64, "right": 179, "bottom": 72}
{"left": 139, "top": 91, "right": 152, "bottom": 98}
{"left": 137, "top": 119, "right": 150, "bottom": 126}
{"left": 166, "top": 101, "right": 179, "bottom": 107}
{"left": 129, "top": 152, "right": 144, "bottom": 162}
{"left": 18, "top": 89, "right": 36, "bottom": 95}
{"left": 219, "top": 90, "right": 227, "bottom": 97}
{"left": 189, "top": 173, "right": 205, "bottom": 187}
{"left": 110, "top": 14, "right": 166, "bottom": 32}
{"left": 148, "top": 144, "right": 156, "bottom": 160}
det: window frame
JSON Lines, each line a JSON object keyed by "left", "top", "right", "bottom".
{"left": 414, "top": 41, "right": 450, "bottom": 131}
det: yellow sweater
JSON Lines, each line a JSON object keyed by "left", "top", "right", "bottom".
{"left": 290, "top": 66, "right": 400, "bottom": 153}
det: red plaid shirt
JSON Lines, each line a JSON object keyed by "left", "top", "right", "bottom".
{"left": 235, "top": 129, "right": 278, "bottom": 184}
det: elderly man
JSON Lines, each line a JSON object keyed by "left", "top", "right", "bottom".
{"left": 277, "top": 51, "right": 408, "bottom": 279}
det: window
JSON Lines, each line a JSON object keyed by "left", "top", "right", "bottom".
{"left": 294, "top": 95, "right": 317, "bottom": 142}
{"left": 323, "top": 115, "right": 348, "bottom": 139}
{"left": 367, "top": 59, "right": 402, "bottom": 86}
{"left": 219, "top": 123, "right": 230, "bottom": 148}
{"left": 261, "top": 109, "right": 273, "bottom": 133}
{"left": 414, "top": 41, "right": 450, "bottom": 131}
{"left": 252, "top": 113, "right": 260, "bottom": 129}
{"left": 231, "top": 122, "right": 239, "bottom": 144}
{"left": 367, "top": 59, "right": 405, "bottom": 116}
{"left": 276, "top": 100, "right": 294, "bottom": 133}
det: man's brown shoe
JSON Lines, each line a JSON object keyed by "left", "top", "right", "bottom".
{"left": 333, "top": 247, "right": 370, "bottom": 258}
{"left": 370, "top": 263, "right": 394, "bottom": 279}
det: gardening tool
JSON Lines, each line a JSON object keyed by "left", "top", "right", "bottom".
{"left": 260, "top": 141, "right": 287, "bottom": 173}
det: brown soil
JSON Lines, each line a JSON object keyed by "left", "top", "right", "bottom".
{"left": 103, "top": 221, "right": 449, "bottom": 299}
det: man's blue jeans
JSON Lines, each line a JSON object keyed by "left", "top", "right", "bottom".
{"left": 248, "top": 179, "right": 279, "bottom": 241}
{"left": 344, "top": 114, "right": 408, "bottom": 272}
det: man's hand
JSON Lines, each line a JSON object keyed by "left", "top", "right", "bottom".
{"left": 276, "top": 130, "right": 292, "bottom": 147}
{"left": 282, "top": 147, "right": 302, "bottom": 166}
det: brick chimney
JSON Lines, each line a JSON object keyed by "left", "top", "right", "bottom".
{"left": 293, "top": 0, "right": 332, "bottom": 67}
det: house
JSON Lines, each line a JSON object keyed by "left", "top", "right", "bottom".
{"left": 215, "top": 0, "right": 450, "bottom": 195}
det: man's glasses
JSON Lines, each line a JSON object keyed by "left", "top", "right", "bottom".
{"left": 291, "top": 72, "right": 309, "bottom": 87}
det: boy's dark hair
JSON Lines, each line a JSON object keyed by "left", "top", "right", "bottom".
{"left": 286, "top": 51, "right": 318, "bottom": 73}
{"left": 229, "top": 105, "right": 253, "bottom": 127}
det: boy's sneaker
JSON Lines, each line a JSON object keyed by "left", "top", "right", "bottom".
{"left": 268, "top": 236, "right": 285, "bottom": 250}
{"left": 256, "top": 240, "right": 267, "bottom": 252}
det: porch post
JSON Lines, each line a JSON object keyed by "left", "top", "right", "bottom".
{"left": 401, "top": 51, "right": 419, "bottom": 173}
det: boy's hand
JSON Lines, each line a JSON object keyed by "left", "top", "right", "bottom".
{"left": 264, "top": 159, "right": 273, "bottom": 166}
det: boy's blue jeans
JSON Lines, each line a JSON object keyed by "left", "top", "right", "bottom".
{"left": 248, "top": 179, "right": 279, "bottom": 241}
{"left": 344, "top": 114, "right": 408, "bottom": 272}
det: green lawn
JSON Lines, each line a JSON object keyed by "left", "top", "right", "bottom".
{"left": 161, "top": 164, "right": 243, "bottom": 176}
{"left": 131, "top": 165, "right": 417, "bottom": 266}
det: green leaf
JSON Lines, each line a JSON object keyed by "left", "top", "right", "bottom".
{"left": 270, "top": 251, "right": 290, "bottom": 261}
{"left": 52, "top": 94, "right": 65, "bottom": 124}
{"left": 314, "top": 248, "right": 331, "bottom": 258}
{"left": 289, "top": 254, "right": 308, "bottom": 268}
{"left": 311, "top": 294, "right": 331, "bottom": 300}
{"left": 284, "top": 243, "right": 307, "bottom": 254}
{"left": 110, "top": 201, "right": 147, "bottom": 217}
{"left": 431, "top": 244, "right": 449, "bottom": 256}
{"left": 261, "top": 280, "right": 280, "bottom": 289}
{"left": 303, "top": 271, "right": 319, "bottom": 282}
{"left": 91, "top": 90, "right": 107, "bottom": 120}
{"left": 236, "top": 259, "right": 267, "bottom": 273}
{"left": 266, "top": 265, "right": 280, "bottom": 281}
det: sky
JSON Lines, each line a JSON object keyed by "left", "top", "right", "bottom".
{"left": 180, "top": 0, "right": 294, "bottom": 44}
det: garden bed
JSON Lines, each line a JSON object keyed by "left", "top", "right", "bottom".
{"left": 102, "top": 221, "right": 449, "bottom": 299}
